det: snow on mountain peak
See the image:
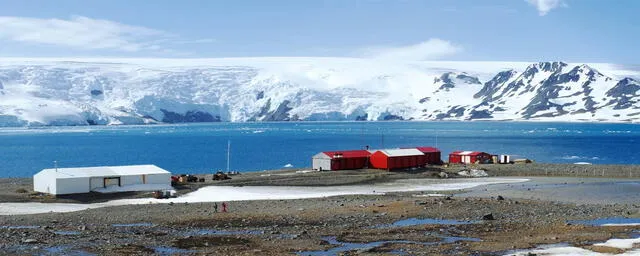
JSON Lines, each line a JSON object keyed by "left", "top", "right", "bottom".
{"left": 0, "top": 58, "right": 639, "bottom": 126}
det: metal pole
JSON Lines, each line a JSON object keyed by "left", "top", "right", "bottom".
{"left": 226, "top": 140, "right": 231, "bottom": 173}
{"left": 54, "top": 160, "right": 58, "bottom": 172}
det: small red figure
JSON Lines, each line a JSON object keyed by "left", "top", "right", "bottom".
{"left": 222, "top": 202, "right": 228, "bottom": 212}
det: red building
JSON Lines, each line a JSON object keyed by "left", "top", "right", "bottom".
{"left": 415, "top": 146, "right": 443, "bottom": 165}
{"left": 312, "top": 150, "right": 371, "bottom": 171}
{"left": 449, "top": 151, "right": 493, "bottom": 164}
{"left": 369, "top": 148, "right": 428, "bottom": 170}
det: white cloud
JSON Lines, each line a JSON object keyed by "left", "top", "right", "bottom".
{"left": 0, "top": 16, "right": 212, "bottom": 53}
{"left": 526, "top": 0, "right": 567, "bottom": 16}
{"left": 360, "top": 38, "right": 462, "bottom": 61}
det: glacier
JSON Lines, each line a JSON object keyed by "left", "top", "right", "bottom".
{"left": 0, "top": 57, "right": 639, "bottom": 127}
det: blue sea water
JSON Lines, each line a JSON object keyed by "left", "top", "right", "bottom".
{"left": 0, "top": 121, "right": 639, "bottom": 178}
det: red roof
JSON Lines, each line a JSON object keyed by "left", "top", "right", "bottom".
{"left": 450, "top": 151, "right": 487, "bottom": 156}
{"left": 416, "top": 147, "right": 440, "bottom": 153}
{"left": 322, "top": 150, "right": 371, "bottom": 159}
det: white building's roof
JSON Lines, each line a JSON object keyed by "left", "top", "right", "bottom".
{"left": 378, "top": 148, "right": 424, "bottom": 157}
{"left": 38, "top": 164, "right": 170, "bottom": 179}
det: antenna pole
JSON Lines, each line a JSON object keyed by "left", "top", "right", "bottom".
{"left": 226, "top": 140, "right": 230, "bottom": 173}
{"left": 54, "top": 160, "right": 58, "bottom": 172}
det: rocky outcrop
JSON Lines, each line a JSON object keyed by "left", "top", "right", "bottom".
{"left": 160, "top": 109, "right": 221, "bottom": 123}
{"left": 606, "top": 78, "right": 640, "bottom": 110}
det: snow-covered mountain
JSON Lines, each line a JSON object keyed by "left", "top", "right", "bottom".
{"left": 0, "top": 57, "right": 639, "bottom": 127}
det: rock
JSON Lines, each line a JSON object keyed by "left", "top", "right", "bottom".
{"left": 438, "top": 172, "right": 449, "bottom": 178}
{"left": 22, "top": 239, "right": 38, "bottom": 244}
{"left": 482, "top": 213, "right": 495, "bottom": 220}
{"left": 497, "top": 195, "right": 505, "bottom": 201}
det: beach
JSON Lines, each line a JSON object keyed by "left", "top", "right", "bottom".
{"left": 2, "top": 164, "right": 640, "bottom": 255}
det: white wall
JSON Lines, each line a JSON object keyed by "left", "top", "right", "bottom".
{"left": 313, "top": 158, "right": 332, "bottom": 171}
{"left": 145, "top": 173, "right": 170, "bottom": 185}
{"left": 34, "top": 169, "right": 56, "bottom": 195}
{"left": 121, "top": 175, "right": 142, "bottom": 186}
{"left": 56, "top": 177, "right": 90, "bottom": 195}
{"left": 90, "top": 177, "right": 104, "bottom": 190}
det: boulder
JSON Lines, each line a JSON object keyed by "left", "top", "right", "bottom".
{"left": 22, "top": 239, "right": 38, "bottom": 244}
{"left": 482, "top": 213, "right": 495, "bottom": 220}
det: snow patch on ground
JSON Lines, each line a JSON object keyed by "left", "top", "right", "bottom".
{"left": 507, "top": 238, "right": 640, "bottom": 255}
{"left": 0, "top": 177, "right": 527, "bottom": 215}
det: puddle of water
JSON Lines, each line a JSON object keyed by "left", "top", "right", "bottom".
{"left": 44, "top": 246, "right": 68, "bottom": 254}
{"left": 186, "top": 229, "right": 264, "bottom": 236}
{"left": 152, "top": 246, "right": 196, "bottom": 255}
{"left": 378, "top": 218, "right": 478, "bottom": 228}
{"left": 0, "top": 225, "right": 40, "bottom": 229}
{"left": 568, "top": 217, "right": 640, "bottom": 226}
{"left": 53, "top": 230, "right": 82, "bottom": 235}
{"left": 5, "top": 245, "right": 95, "bottom": 256}
{"left": 111, "top": 223, "right": 154, "bottom": 227}
{"left": 440, "top": 236, "right": 481, "bottom": 243}
{"left": 299, "top": 236, "right": 435, "bottom": 256}
{"left": 299, "top": 232, "right": 483, "bottom": 256}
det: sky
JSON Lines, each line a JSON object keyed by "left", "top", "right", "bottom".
{"left": 0, "top": 0, "right": 638, "bottom": 64}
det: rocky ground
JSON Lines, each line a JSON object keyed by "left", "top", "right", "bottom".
{"left": 1, "top": 164, "right": 640, "bottom": 255}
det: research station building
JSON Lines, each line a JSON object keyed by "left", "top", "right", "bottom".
{"left": 369, "top": 148, "right": 428, "bottom": 170}
{"left": 415, "top": 146, "right": 442, "bottom": 165}
{"left": 448, "top": 151, "right": 494, "bottom": 164}
{"left": 33, "top": 164, "right": 172, "bottom": 195}
{"left": 312, "top": 150, "right": 371, "bottom": 171}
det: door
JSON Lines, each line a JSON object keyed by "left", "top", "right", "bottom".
{"left": 104, "top": 177, "right": 121, "bottom": 187}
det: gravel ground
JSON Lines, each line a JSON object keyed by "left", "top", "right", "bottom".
{"left": 1, "top": 164, "right": 640, "bottom": 255}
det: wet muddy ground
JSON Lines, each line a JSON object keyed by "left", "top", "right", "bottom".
{"left": 1, "top": 193, "right": 639, "bottom": 255}
{"left": 3, "top": 166, "right": 640, "bottom": 255}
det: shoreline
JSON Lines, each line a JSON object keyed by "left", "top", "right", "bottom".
{"left": 4, "top": 163, "right": 640, "bottom": 204}
{"left": 2, "top": 165, "right": 640, "bottom": 255}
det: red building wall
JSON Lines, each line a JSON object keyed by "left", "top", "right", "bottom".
{"left": 330, "top": 157, "right": 368, "bottom": 170}
{"left": 449, "top": 153, "right": 462, "bottom": 164}
{"left": 370, "top": 152, "right": 428, "bottom": 170}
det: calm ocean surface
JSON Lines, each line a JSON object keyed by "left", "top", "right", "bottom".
{"left": 0, "top": 122, "right": 639, "bottom": 178}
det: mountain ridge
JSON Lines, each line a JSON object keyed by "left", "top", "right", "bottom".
{"left": 0, "top": 59, "right": 639, "bottom": 127}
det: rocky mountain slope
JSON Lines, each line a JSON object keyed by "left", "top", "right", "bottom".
{"left": 0, "top": 58, "right": 638, "bottom": 126}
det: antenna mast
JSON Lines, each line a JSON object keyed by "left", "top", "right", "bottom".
{"left": 226, "top": 140, "right": 231, "bottom": 173}
{"left": 54, "top": 160, "right": 58, "bottom": 172}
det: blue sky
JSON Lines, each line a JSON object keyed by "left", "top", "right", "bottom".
{"left": 0, "top": 0, "right": 637, "bottom": 64}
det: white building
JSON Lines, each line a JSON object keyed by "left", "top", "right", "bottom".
{"left": 33, "top": 164, "right": 172, "bottom": 195}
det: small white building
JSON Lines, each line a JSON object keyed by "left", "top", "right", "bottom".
{"left": 33, "top": 164, "right": 172, "bottom": 195}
